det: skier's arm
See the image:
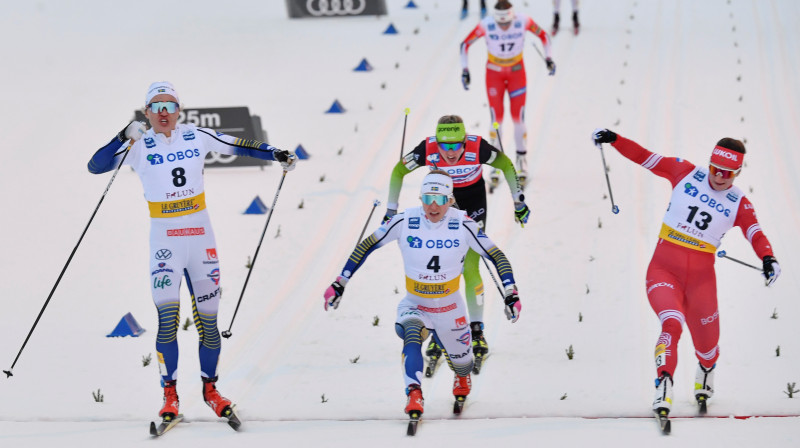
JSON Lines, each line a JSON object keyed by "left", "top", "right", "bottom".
{"left": 734, "top": 197, "right": 775, "bottom": 260}
{"left": 463, "top": 220, "right": 517, "bottom": 288}
{"left": 611, "top": 135, "right": 695, "bottom": 187}
{"left": 484, "top": 145, "right": 524, "bottom": 202}
{"left": 339, "top": 214, "right": 405, "bottom": 281}
{"left": 87, "top": 122, "right": 144, "bottom": 174}
{"left": 460, "top": 24, "right": 486, "bottom": 69}
{"left": 526, "top": 17, "right": 553, "bottom": 59}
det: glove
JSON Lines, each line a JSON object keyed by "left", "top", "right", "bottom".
{"left": 461, "top": 68, "right": 471, "bottom": 90}
{"left": 762, "top": 255, "right": 781, "bottom": 286}
{"left": 273, "top": 148, "right": 297, "bottom": 171}
{"left": 382, "top": 208, "right": 397, "bottom": 224}
{"left": 324, "top": 276, "right": 347, "bottom": 311}
{"left": 592, "top": 128, "right": 618, "bottom": 145}
{"left": 545, "top": 58, "right": 556, "bottom": 76}
{"left": 503, "top": 285, "right": 521, "bottom": 323}
{"left": 118, "top": 121, "right": 146, "bottom": 142}
{"left": 514, "top": 202, "right": 530, "bottom": 225}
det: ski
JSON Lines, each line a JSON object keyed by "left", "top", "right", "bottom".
{"left": 222, "top": 405, "right": 242, "bottom": 431}
{"left": 654, "top": 409, "right": 671, "bottom": 435}
{"left": 697, "top": 396, "right": 708, "bottom": 415}
{"left": 424, "top": 353, "right": 441, "bottom": 377}
{"left": 407, "top": 411, "right": 421, "bottom": 436}
{"left": 149, "top": 414, "right": 183, "bottom": 437}
{"left": 453, "top": 396, "right": 467, "bottom": 415}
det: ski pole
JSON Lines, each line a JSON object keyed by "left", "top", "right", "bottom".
{"left": 4, "top": 145, "right": 132, "bottom": 378}
{"left": 717, "top": 250, "right": 763, "bottom": 272}
{"left": 400, "top": 108, "right": 410, "bottom": 161}
{"left": 595, "top": 142, "right": 620, "bottom": 214}
{"left": 480, "top": 256, "right": 505, "bottom": 299}
{"left": 222, "top": 169, "right": 289, "bottom": 339}
{"left": 357, "top": 199, "right": 381, "bottom": 245}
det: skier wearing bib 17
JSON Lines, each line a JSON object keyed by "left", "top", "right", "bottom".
{"left": 592, "top": 129, "right": 781, "bottom": 422}
{"left": 88, "top": 81, "right": 297, "bottom": 428}
{"left": 460, "top": 0, "right": 555, "bottom": 190}
{"left": 324, "top": 170, "right": 521, "bottom": 429}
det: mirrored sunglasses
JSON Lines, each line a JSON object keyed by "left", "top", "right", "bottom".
{"left": 421, "top": 194, "right": 449, "bottom": 206}
{"left": 709, "top": 163, "right": 740, "bottom": 179}
{"left": 148, "top": 101, "right": 179, "bottom": 114}
{"left": 438, "top": 142, "right": 464, "bottom": 152}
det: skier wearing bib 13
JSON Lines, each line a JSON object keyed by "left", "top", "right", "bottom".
{"left": 592, "top": 128, "right": 781, "bottom": 418}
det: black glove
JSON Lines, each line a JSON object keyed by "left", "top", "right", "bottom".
{"left": 382, "top": 209, "right": 397, "bottom": 224}
{"left": 762, "top": 255, "right": 781, "bottom": 286}
{"left": 545, "top": 58, "right": 556, "bottom": 76}
{"left": 592, "top": 128, "right": 618, "bottom": 145}
{"left": 461, "top": 68, "right": 471, "bottom": 90}
{"left": 503, "top": 286, "right": 521, "bottom": 323}
{"left": 273, "top": 148, "right": 290, "bottom": 163}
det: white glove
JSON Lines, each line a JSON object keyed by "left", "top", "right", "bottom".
{"left": 503, "top": 285, "right": 521, "bottom": 323}
{"left": 119, "top": 121, "right": 146, "bottom": 142}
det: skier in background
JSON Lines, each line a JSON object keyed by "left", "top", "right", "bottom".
{"left": 88, "top": 81, "right": 297, "bottom": 423}
{"left": 462, "top": 0, "right": 488, "bottom": 20}
{"left": 383, "top": 115, "right": 529, "bottom": 373}
{"left": 460, "top": 0, "right": 555, "bottom": 191}
{"left": 552, "top": 0, "right": 580, "bottom": 35}
{"left": 592, "top": 128, "right": 781, "bottom": 418}
{"left": 324, "top": 170, "right": 522, "bottom": 418}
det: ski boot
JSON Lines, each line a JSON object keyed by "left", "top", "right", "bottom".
{"left": 653, "top": 373, "right": 673, "bottom": 413}
{"left": 425, "top": 338, "right": 443, "bottom": 377}
{"left": 159, "top": 380, "right": 180, "bottom": 419}
{"left": 452, "top": 373, "right": 472, "bottom": 414}
{"left": 573, "top": 11, "right": 580, "bottom": 35}
{"left": 202, "top": 376, "right": 233, "bottom": 417}
{"left": 405, "top": 384, "right": 424, "bottom": 415}
{"left": 694, "top": 363, "right": 715, "bottom": 414}
{"left": 471, "top": 322, "right": 489, "bottom": 374}
{"left": 516, "top": 154, "right": 528, "bottom": 190}
{"left": 552, "top": 12, "right": 560, "bottom": 36}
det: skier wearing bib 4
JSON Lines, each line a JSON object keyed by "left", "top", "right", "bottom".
{"left": 324, "top": 170, "right": 521, "bottom": 418}
{"left": 460, "top": 0, "right": 555, "bottom": 190}
{"left": 384, "top": 115, "right": 528, "bottom": 373}
{"left": 592, "top": 129, "right": 781, "bottom": 417}
{"left": 88, "top": 82, "right": 297, "bottom": 422}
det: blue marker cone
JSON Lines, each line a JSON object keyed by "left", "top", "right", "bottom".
{"left": 325, "top": 99, "right": 346, "bottom": 113}
{"left": 244, "top": 196, "right": 268, "bottom": 214}
{"left": 354, "top": 58, "right": 373, "bottom": 72}
{"left": 383, "top": 23, "right": 398, "bottom": 34}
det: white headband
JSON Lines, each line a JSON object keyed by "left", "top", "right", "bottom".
{"left": 420, "top": 172, "right": 454, "bottom": 197}
{"left": 145, "top": 81, "right": 180, "bottom": 105}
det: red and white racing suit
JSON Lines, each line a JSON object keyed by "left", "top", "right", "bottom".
{"left": 460, "top": 13, "right": 552, "bottom": 155}
{"left": 611, "top": 137, "right": 774, "bottom": 377}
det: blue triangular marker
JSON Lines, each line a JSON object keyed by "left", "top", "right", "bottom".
{"left": 325, "top": 99, "right": 346, "bottom": 113}
{"left": 405, "top": 0, "right": 418, "bottom": 8}
{"left": 244, "top": 196, "right": 268, "bottom": 214}
{"left": 353, "top": 58, "right": 373, "bottom": 72}
{"left": 107, "top": 312, "right": 146, "bottom": 337}
{"left": 383, "top": 23, "right": 398, "bottom": 34}
{"left": 294, "top": 145, "right": 310, "bottom": 160}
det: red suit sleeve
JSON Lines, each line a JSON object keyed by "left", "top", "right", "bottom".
{"left": 525, "top": 16, "right": 551, "bottom": 54}
{"left": 611, "top": 136, "right": 695, "bottom": 188}
{"left": 460, "top": 23, "right": 486, "bottom": 65}
{"left": 734, "top": 197, "right": 775, "bottom": 259}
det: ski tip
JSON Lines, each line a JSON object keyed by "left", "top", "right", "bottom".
{"left": 149, "top": 421, "right": 157, "bottom": 436}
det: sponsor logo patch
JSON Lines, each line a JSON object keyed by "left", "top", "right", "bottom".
{"left": 155, "top": 249, "right": 172, "bottom": 260}
{"left": 166, "top": 227, "right": 205, "bottom": 237}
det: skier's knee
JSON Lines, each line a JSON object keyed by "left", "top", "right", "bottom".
{"left": 396, "top": 319, "right": 428, "bottom": 341}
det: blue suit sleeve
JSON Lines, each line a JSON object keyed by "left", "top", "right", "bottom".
{"left": 88, "top": 137, "right": 127, "bottom": 174}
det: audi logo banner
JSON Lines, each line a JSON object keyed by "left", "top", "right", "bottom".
{"left": 286, "top": 0, "right": 387, "bottom": 18}
{"left": 133, "top": 107, "right": 270, "bottom": 169}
